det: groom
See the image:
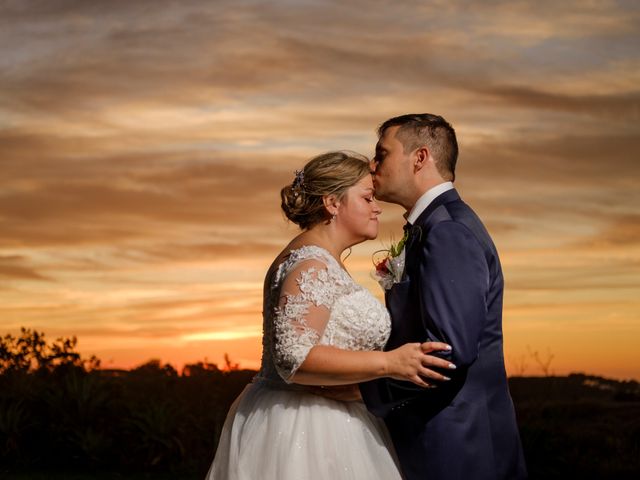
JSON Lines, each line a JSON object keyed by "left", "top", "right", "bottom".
{"left": 360, "top": 114, "right": 527, "bottom": 479}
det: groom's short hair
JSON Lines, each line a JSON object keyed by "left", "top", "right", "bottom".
{"left": 378, "top": 113, "right": 458, "bottom": 181}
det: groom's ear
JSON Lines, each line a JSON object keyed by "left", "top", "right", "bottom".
{"left": 414, "top": 146, "right": 430, "bottom": 171}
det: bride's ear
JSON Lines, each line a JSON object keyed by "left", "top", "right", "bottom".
{"left": 322, "top": 194, "right": 340, "bottom": 217}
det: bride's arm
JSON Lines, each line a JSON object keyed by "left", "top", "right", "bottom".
{"left": 272, "top": 258, "right": 454, "bottom": 388}
{"left": 291, "top": 342, "right": 454, "bottom": 387}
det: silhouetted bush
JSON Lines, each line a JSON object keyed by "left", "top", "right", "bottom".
{"left": 0, "top": 329, "right": 253, "bottom": 478}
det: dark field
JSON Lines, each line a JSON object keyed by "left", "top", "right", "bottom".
{"left": 1, "top": 330, "right": 639, "bottom": 479}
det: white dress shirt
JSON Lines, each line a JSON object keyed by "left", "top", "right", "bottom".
{"left": 405, "top": 181, "right": 454, "bottom": 224}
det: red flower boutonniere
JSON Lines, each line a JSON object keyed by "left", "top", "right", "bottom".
{"left": 372, "top": 231, "right": 408, "bottom": 290}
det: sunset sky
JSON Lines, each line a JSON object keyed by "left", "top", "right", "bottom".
{"left": 1, "top": 0, "right": 639, "bottom": 380}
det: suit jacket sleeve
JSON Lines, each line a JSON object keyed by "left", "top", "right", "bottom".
{"left": 419, "top": 220, "right": 490, "bottom": 368}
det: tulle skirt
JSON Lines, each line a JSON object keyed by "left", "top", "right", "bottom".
{"left": 206, "top": 380, "right": 402, "bottom": 480}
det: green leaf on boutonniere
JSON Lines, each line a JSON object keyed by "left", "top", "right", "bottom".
{"left": 389, "top": 230, "right": 408, "bottom": 258}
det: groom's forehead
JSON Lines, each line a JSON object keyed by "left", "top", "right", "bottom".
{"left": 376, "top": 130, "right": 392, "bottom": 148}
{"left": 379, "top": 126, "right": 402, "bottom": 145}
{"left": 376, "top": 138, "right": 391, "bottom": 154}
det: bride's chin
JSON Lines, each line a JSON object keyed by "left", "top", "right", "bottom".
{"left": 350, "top": 228, "right": 378, "bottom": 243}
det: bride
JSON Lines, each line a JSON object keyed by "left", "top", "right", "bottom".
{"left": 206, "top": 151, "right": 453, "bottom": 479}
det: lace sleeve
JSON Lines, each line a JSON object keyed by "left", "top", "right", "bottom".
{"left": 273, "top": 258, "right": 338, "bottom": 383}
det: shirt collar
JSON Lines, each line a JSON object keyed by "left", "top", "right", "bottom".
{"left": 405, "top": 181, "right": 454, "bottom": 224}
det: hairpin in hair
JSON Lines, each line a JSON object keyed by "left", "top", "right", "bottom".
{"left": 292, "top": 169, "right": 305, "bottom": 197}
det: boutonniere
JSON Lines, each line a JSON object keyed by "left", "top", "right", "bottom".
{"left": 372, "top": 231, "right": 408, "bottom": 290}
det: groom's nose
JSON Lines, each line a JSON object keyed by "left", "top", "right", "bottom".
{"left": 369, "top": 159, "right": 377, "bottom": 173}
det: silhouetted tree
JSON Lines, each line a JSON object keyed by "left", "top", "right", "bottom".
{"left": 182, "top": 359, "right": 221, "bottom": 377}
{"left": 527, "top": 345, "right": 555, "bottom": 377}
{"left": 223, "top": 353, "right": 240, "bottom": 372}
{"left": 0, "top": 328, "right": 99, "bottom": 374}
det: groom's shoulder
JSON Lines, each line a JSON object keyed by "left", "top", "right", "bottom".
{"left": 442, "top": 197, "right": 497, "bottom": 251}
{"left": 431, "top": 191, "right": 476, "bottom": 224}
{"left": 414, "top": 189, "right": 487, "bottom": 233}
{"left": 421, "top": 195, "right": 491, "bottom": 238}
{"left": 445, "top": 196, "right": 479, "bottom": 222}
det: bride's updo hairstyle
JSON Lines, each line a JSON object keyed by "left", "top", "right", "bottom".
{"left": 281, "top": 151, "right": 371, "bottom": 230}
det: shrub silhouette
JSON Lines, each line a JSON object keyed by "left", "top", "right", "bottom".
{"left": 0, "top": 329, "right": 253, "bottom": 476}
{"left": 0, "top": 328, "right": 99, "bottom": 374}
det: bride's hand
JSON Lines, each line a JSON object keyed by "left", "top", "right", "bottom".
{"left": 385, "top": 342, "right": 455, "bottom": 388}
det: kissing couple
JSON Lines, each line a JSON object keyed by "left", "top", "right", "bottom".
{"left": 207, "top": 114, "right": 527, "bottom": 479}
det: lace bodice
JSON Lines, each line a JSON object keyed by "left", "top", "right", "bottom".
{"left": 256, "top": 246, "right": 391, "bottom": 384}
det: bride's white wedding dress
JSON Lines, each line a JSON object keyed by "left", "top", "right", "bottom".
{"left": 206, "top": 246, "right": 402, "bottom": 479}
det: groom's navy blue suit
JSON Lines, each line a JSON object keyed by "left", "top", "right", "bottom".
{"left": 361, "top": 188, "right": 527, "bottom": 479}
